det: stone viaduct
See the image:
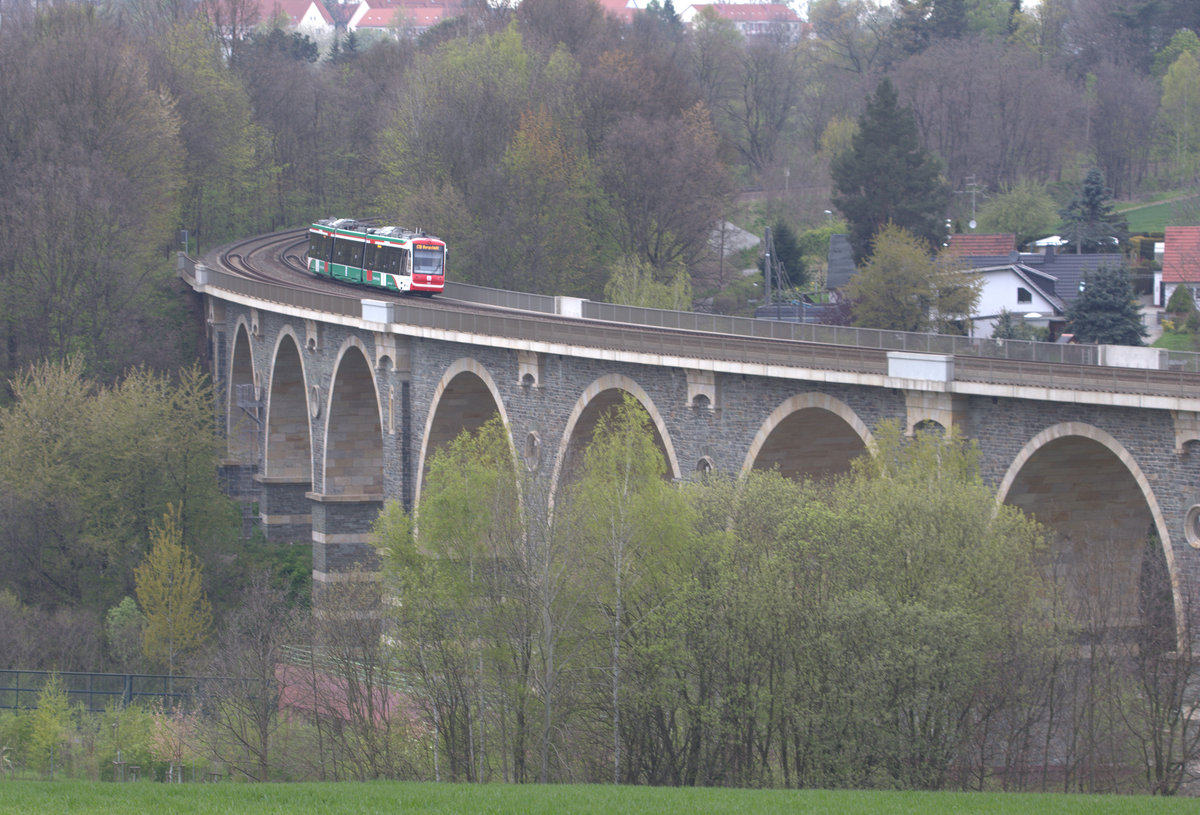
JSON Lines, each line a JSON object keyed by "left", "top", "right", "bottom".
{"left": 181, "top": 256, "right": 1200, "bottom": 636}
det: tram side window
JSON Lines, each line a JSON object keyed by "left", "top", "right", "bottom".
{"left": 382, "top": 246, "right": 406, "bottom": 276}
{"left": 333, "top": 237, "right": 364, "bottom": 267}
{"left": 363, "top": 244, "right": 380, "bottom": 271}
{"left": 308, "top": 233, "right": 331, "bottom": 261}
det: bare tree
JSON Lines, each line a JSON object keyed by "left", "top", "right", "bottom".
{"left": 305, "top": 578, "right": 419, "bottom": 780}
{"left": 200, "top": 573, "right": 305, "bottom": 781}
{"left": 599, "top": 103, "right": 733, "bottom": 272}
{"left": 894, "top": 38, "right": 1080, "bottom": 192}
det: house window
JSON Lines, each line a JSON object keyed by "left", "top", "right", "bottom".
{"left": 1017, "top": 287, "right": 1032, "bottom": 304}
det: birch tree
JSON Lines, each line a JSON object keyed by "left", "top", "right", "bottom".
{"left": 560, "top": 394, "right": 692, "bottom": 783}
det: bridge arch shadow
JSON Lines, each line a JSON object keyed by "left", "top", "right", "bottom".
{"left": 415, "top": 358, "right": 509, "bottom": 508}
{"left": 264, "top": 328, "right": 312, "bottom": 482}
{"left": 228, "top": 319, "right": 258, "bottom": 464}
{"left": 548, "top": 375, "right": 679, "bottom": 507}
{"left": 321, "top": 339, "right": 383, "bottom": 498}
{"left": 741, "top": 392, "right": 873, "bottom": 480}
{"left": 996, "top": 422, "right": 1181, "bottom": 645}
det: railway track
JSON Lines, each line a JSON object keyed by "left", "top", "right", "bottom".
{"left": 202, "top": 231, "right": 1200, "bottom": 400}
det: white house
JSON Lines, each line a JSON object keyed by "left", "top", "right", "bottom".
{"left": 347, "top": 0, "right": 456, "bottom": 39}
{"left": 945, "top": 234, "right": 1065, "bottom": 338}
{"left": 678, "top": 3, "right": 806, "bottom": 40}
{"left": 1160, "top": 225, "right": 1200, "bottom": 308}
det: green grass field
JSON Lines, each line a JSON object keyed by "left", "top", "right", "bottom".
{"left": 1118, "top": 195, "right": 1200, "bottom": 234}
{"left": 1153, "top": 330, "right": 1196, "bottom": 351}
{"left": 0, "top": 781, "right": 1196, "bottom": 815}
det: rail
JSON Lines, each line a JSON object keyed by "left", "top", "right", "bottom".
{"left": 178, "top": 254, "right": 1200, "bottom": 399}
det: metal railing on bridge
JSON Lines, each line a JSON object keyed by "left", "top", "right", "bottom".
{"left": 0, "top": 670, "right": 203, "bottom": 712}
{"left": 178, "top": 255, "right": 1200, "bottom": 396}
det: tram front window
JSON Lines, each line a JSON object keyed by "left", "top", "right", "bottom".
{"left": 413, "top": 247, "right": 444, "bottom": 275}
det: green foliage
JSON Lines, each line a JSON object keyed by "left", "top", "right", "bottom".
{"left": 496, "top": 106, "right": 610, "bottom": 297}
{"left": 1157, "top": 51, "right": 1200, "bottom": 185}
{"left": 561, "top": 394, "right": 693, "bottom": 783}
{"left": 605, "top": 256, "right": 693, "bottom": 310}
{"left": 975, "top": 179, "right": 1061, "bottom": 247}
{"left": 1165, "top": 283, "right": 1197, "bottom": 315}
{"left": 1058, "top": 167, "right": 1128, "bottom": 254}
{"left": 156, "top": 19, "right": 274, "bottom": 245}
{"left": 28, "top": 675, "right": 73, "bottom": 777}
{"left": 134, "top": 505, "right": 213, "bottom": 676}
{"left": 758, "top": 220, "right": 809, "bottom": 291}
{"left": 846, "top": 223, "right": 982, "bottom": 333}
{"left": 892, "top": 0, "right": 967, "bottom": 55}
{"left": 709, "top": 271, "right": 764, "bottom": 316}
{"left": 104, "top": 597, "right": 147, "bottom": 673}
{"left": 663, "top": 424, "right": 1051, "bottom": 790}
{"left": 991, "top": 308, "right": 1046, "bottom": 340}
{"left": 0, "top": 5, "right": 185, "bottom": 381}
{"left": 1066, "top": 264, "right": 1148, "bottom": 345}
{"left": 0, "top": 709, "right": 34, "bottom": 773}
{"left": 0, "top": 360, "right": 237, "bottom": 610}
{"left": 379, "top": 417, "right": 535, "bottom": 781}
{"left": 1153, "top": 28, "right": 1200, "bottom": 78}
{"left": 832, "top": 78, "right": 948, "bottom": 263}
{"left": 238, "top": 539, "right": 313, "bottom": 610}
{"left": 7, "top": 779, "right": 1200, "bottom": 813}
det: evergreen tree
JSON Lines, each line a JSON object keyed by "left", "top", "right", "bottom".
{"left": 757, "top": 220, "right": 809, "bottom": 293}
{"left": 893, "top": 0, "right": 967, "bottom": 55}
{"left": 1066, "top": 264, "right": 1147, "bottom": 345}
{"left": 832, "top": 78, "right": 948, "bottom": 263}
{"left": 1058, "top": 167, "right": 1128, "bottom": 254}
{"left": 1166, "top": 283, "right": 1197, "bottom": 315}
{"left": 991, "top": 308, "right": 1043, "bottom": 340}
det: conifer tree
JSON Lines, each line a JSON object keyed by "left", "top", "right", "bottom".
{"left": 832, "top": 78, "right": 948, "bottom": 263}
{"left": 1066, "top": 264, "right": 1147, "bottom": 346}
{"left": 1058, "top": 167, "right": 1128, "bottom": 254}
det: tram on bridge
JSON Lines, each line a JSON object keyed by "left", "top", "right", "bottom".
{"left": 306, "top": 218, "right": 446, "bottom": 296}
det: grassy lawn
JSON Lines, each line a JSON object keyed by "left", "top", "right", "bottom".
{"left": 1118, "top": 195, "right": 1200, "bottom": 234}
{"left": 1153, "top": 331, "right": 1196, "bottom": 351}
{"left": 0, "top": 781, "right": 1197, "bottom": 815}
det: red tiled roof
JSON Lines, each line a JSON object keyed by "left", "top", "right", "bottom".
{"left": 591, "top": 0, "right": 636, "bottom": 23}
{"left": 356, "top": 7, "right": 403, "bottom": 26}
{"left": 690, "top": 3, "right": 800, "bottom": 23}
{"left": 357, "top": 4, "right": 447, "bottom": 27}
{"left": 946, "top": 233, "right": 1016, "bottom": 257}
{"left": 259, "top": 0, "right": 333, "bottom": 26}
{"left": 1162, "top": 225, "right": 1200, "bottom": 283}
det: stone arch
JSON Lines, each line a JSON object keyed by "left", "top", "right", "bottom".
{"left": 414, "top": 358, "right": 510, "bottom": 508}
{"left": 227, "top": 318, "right": 258, "bottom": 463}
{"left": 264, "top": 327, "right": 312, "bottom": 482}
{"left": 996, "top": 422, "right": 1180, "bottom": 642}
{"left": 322, "top": 338, "right": 384, "bottom": 498}
{"left": 741, "top": 392, "right": 874, "bottom": 480}
{"left": 548, "top": 374, "right": 681, "bottom": 504}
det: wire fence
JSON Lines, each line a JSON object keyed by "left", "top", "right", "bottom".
{"left": 0, "top": 670, "right": 203, "bottom": 713}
